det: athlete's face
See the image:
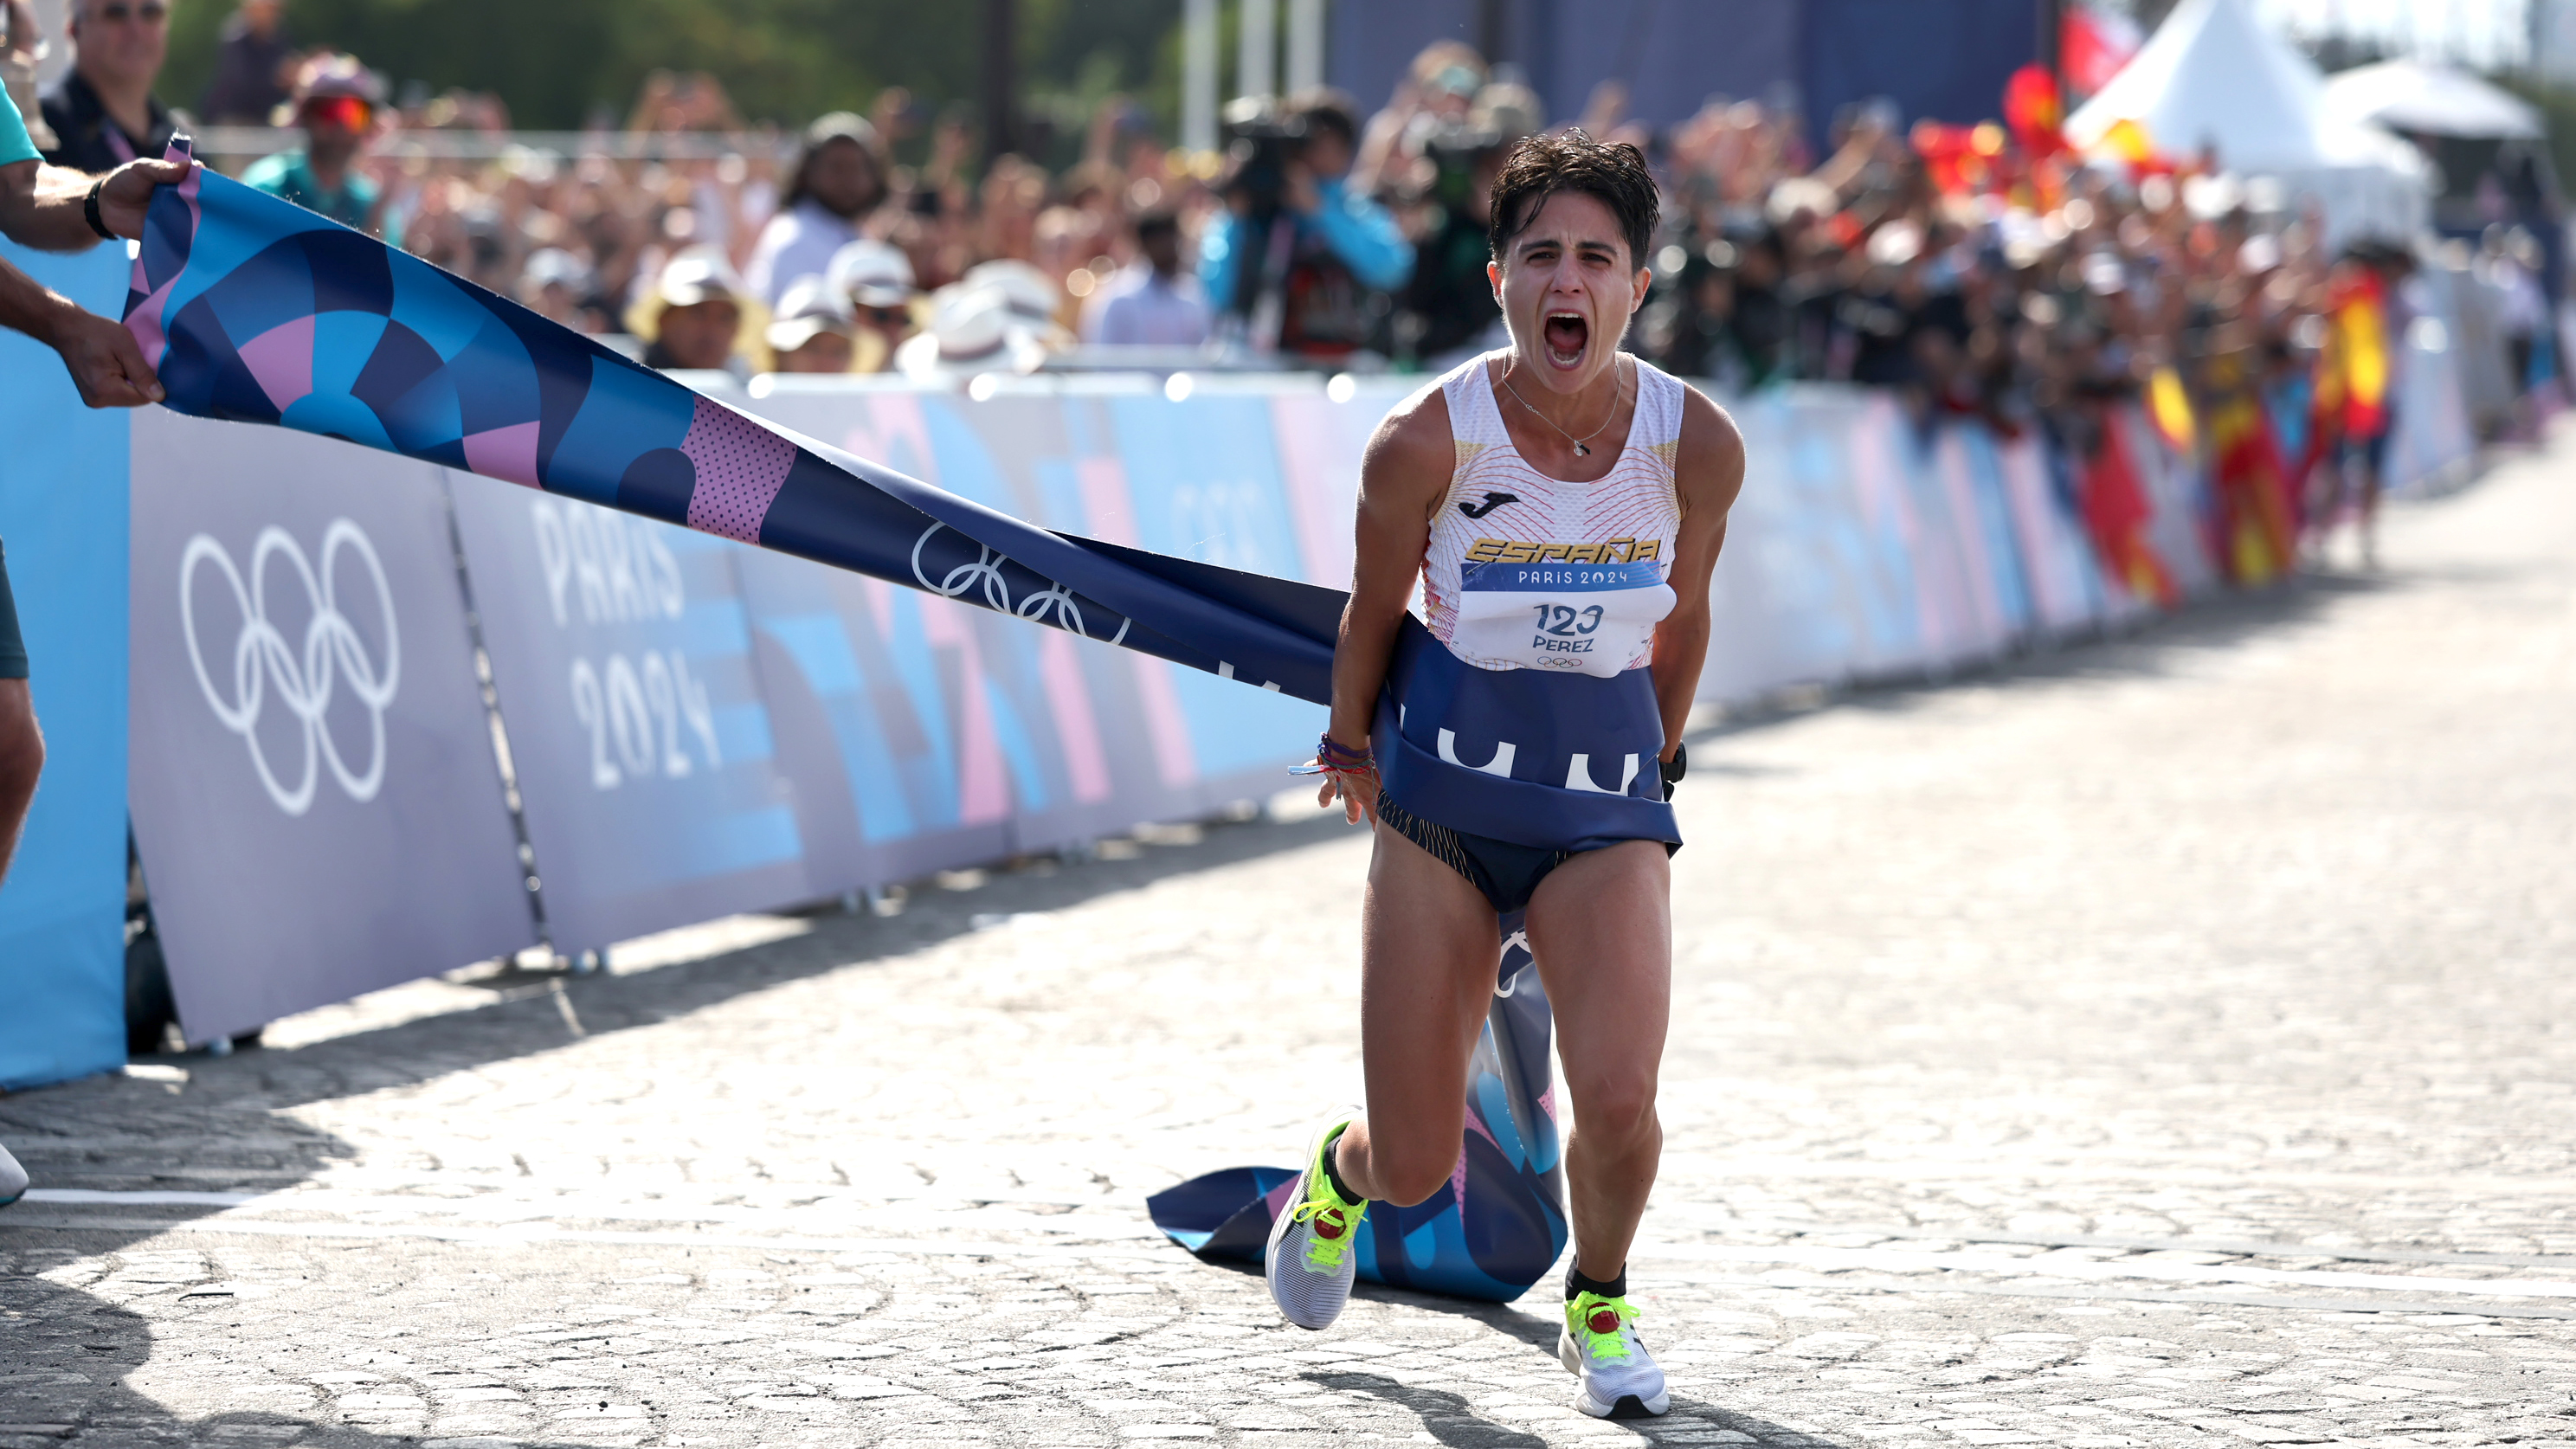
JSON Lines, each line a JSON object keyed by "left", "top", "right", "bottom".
{"left": 1489, "top": 191, "right": 1651, "bottom": 393}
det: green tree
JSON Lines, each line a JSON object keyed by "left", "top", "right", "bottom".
{"left": 160, "top": 0, "right": 1188, "bottom": 157}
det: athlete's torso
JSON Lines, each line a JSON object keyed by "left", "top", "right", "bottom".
{"left": 1417, "top": 351, "right": 1683, "bottom": 679}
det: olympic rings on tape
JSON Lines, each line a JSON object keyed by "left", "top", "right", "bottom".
{"left": 910, "top": 523, "right": 1130, "bottom": 647}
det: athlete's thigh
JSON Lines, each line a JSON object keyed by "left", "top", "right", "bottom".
{"left": 1360, "top": 819, "right": 1502, "bottom": 1157}
{"left": 1523, "top": 840, "right": 1672, "bottom": 1093}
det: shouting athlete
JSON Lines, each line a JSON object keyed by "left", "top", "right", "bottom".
{"left": 1266, "top": 132, "right": 1744, "bottom": 1418}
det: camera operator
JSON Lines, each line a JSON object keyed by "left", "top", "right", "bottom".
{"left": 1397, "top": 123, "right": 1508, "bottom": 368}
{"left": 1200, "top": 89, "right": 1412, "bottom": 361}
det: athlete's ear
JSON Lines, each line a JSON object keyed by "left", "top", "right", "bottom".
{"left": 1630, "top": 266, "right": 1651, "bottom": 313}
{"left": 1488, "top": 258, "right": 1503, "bottom": 304}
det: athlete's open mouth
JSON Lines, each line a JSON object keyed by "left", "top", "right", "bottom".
{"left": 1542, "top": 311, "right": 1588, "bottom": 369}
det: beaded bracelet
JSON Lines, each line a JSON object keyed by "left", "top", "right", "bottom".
{"left": 1288, "top": 732, "right": 1375, "bottom": 780}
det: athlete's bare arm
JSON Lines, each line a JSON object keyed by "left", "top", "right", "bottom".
{"left": 1648, "top": 387, "right": 1746, "bottom": 760}
{"left": 1320, "top": 385, "right": 1455, "bottom": 821}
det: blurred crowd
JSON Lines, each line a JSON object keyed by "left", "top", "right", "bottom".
{"left": 11, "top": 0, "right": 2560, "bottom": 538}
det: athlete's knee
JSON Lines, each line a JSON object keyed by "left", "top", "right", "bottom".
{"left": 1567, "top": 1068, "right": 1658, "bottom": 1148}
{"left": 1364, "top": 1136, "right": 1463, "bottom": 1208}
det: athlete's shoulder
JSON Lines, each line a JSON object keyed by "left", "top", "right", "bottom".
{"left": 1363, "top": 374, "right": 1459, "bottom": 486}
{"left": 1671, "top": 377, "right": 1745, "bottom": 517}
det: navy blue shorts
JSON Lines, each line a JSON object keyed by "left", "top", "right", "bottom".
{"left": 0, "top": 538, "right": 25, "bottom": 681}
{"left": 1376, "top": 793, "right": 1577, "bottom": 914}
{"left": 1375, "top": 746, "right": 1684, "bottom": 914}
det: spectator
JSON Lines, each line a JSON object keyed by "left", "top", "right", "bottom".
{"left": 896, "top": 280, "right": 1048, "bottom": 377}
{"left": 40, "top": 0, "right": 183, "bottom": 173}
{"left": 744, "top": 112, "right": 886, "bottom": 306}
{"left": 197, "top": 0, "right": 292, "bottom": 126}
{"left": 826, "top": 237, "right": 919, "bottom": 372}
{"left": 1395, "top": 123, "right": 1508, "bottom": 367}
{"left": 518, "top": 247, "right": 596, "bottom": 332}
{"left": 763, "top": 276, "right": 856, "bottom": 374}
{"left": 1201, "top": 89, "right": 1414, "bottom": 360}
{"left": 1081, "top": 209, "right": 1208, "bottom": 346}
{"left": 630, "top": 243, "right": 754, "bottom": 374}
{"left": 961, "top": 257, "right": 1072, "bottom": 352}
{"left": 2, "top": 0, "right": 55, "bottom": 152}
{"left": 242, "top": 55, "right": 399, "bottom": 244}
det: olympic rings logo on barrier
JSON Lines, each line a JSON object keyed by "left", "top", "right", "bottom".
{"left": 179, "top": 519, "right": 402, "bottom": 817}
{"left": 911, "top": 524, "right": 1130, "bottom": 647}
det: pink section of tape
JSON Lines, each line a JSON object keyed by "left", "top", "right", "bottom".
{"left": 235, "top": 314, "right": 315, "bottom": 413}
{"left": 679, "top": 395, "right": 797, "bottom": 543}
{"left": 125, "top": 158, "right": 203, "bottom": 372}
{"left": 461, "top": 420, "right": 544, "bottom": 488}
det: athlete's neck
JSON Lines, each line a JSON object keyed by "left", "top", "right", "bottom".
{"left": 1496, "top": 351, "right": 1626, "bottom": 443}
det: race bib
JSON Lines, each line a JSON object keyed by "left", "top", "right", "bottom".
{"left": 1449, "top": 557, "right": 1675, "bottom": 677}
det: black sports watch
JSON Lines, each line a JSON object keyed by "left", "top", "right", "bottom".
{"left": 1659, "top": 742, "right": 1687, "bottom": 801}
{"left": 84, "top": 177, "right": 113, "bottom": 241}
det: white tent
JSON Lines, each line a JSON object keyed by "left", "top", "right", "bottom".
{"left": 2322, "top": 60, "right": 2544, "bottom": 140}
{"left": 2065, "top": 0, "right": 2428, "bottom": 243}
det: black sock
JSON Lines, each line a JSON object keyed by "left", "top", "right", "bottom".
{"left": 1565, "top": 1261, "right": 1627, "bottom": 1301}
{"left": 1321, "top": 1125, "right": 1364, "bottom": 1205}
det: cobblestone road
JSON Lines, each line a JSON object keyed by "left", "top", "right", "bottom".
{"left": 5, "top": 436, "right": 2575, "bottom": 1449}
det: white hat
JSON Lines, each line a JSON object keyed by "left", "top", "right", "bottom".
{"left": 625, "top": 244, "right": 763, "bottom": 348}
{"left": 651, "top": 244, "right": 748, "bottom": 310}
{"left": 895, "top": 284, "right": 1050, "bottom": 377}
{"left": 828, "top": 239, "right": 918, "bottom": 310}
{"left": 765, "top": 276, "right": 857, "bottom": 354}
{"left": 960, "top": 259, "right": 1061, "bottom": 325}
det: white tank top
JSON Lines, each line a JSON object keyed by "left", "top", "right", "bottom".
{"left": 1417, "top": 351, "right": 1684, "bottom": 678}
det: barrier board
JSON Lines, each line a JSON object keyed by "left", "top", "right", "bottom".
{"left": 128, "top": 413, "right": 534, "bottom": 1044}
{"left": 0, "top": 242, "right": 131, "bottom": 1089}
{"left": 448, "top": 469, "right": 816, "bottom": 955}
{"left": 731, "top": 383, "right": 1330, "bottom": 876}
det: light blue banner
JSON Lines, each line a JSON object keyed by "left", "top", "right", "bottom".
{"left": 0, "top": 242, "right": 132, "bottom": 1089}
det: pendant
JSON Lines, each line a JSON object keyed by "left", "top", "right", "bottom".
{"left": 1574, "top": 443, "right": 1590, "bottom": 457}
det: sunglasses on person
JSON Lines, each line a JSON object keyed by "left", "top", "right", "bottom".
{"left": 90, "top": 2, "right": 169, "bottom": 23}
{"left": 300, "top": 95, "right": 376, "bottom": 131}
{"left": 857, "top": 305, "right": 911, "bottom": 328}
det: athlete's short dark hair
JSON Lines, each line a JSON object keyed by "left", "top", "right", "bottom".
{"left": 1487, "top": 130, "right": 1658, "bottom": 273}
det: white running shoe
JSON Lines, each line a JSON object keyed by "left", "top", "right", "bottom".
{"left": 1264, "top": 1110, "right": 1368, "bottom": 1330}
{"left": 1560, "top": 1290, "right": 1670, "bottom": 1418}
{"left": 0, "top": 1140, "right": 25, "bottom": 1208}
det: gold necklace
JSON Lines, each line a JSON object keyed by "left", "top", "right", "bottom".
{"left": 1499, "top": 359, "right": 1625, "bottom": 457}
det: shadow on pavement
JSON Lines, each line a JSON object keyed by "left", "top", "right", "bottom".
{"left": 0, "top": 802, "right": 1370, "bottom": 1446}
{"left": 1311, "top": 1369, "right": 1846, "bottom": 1447}
{"left": 1340, "top": 1290, "right": 1852, "bottom": 1446}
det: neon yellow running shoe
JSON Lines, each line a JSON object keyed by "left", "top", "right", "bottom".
{"left": 1559, "top": 1289, "right": 1669, "bottom": 1418}
{"left": 1264, "top": 1109, "right": 1368, "bottom": 1330}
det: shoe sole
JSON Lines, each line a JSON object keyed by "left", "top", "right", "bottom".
{"left": 1560, "top": 1326, "right": 1669, "bottom": 1418}
{"left": 1264, "top": 1109, "right": 1358, "bottom": 1331}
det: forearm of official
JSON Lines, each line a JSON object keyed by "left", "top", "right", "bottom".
{"left": 0, "top": 157, "right": 190, "bottom": 251}
{"left": 0, "top": 252, "right": 80, "bottom": 345}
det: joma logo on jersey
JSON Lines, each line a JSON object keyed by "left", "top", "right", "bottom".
{"left": 1464, "top": 537, "right": 1664, "bottom": 565}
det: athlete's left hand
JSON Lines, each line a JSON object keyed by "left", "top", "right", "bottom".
{"left": 1314, "top": 762, "right": 1378, "bottom": 825}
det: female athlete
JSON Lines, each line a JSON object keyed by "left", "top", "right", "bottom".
{"left": 1264, "top": 131, "right": 1745, "bottom": 1420}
